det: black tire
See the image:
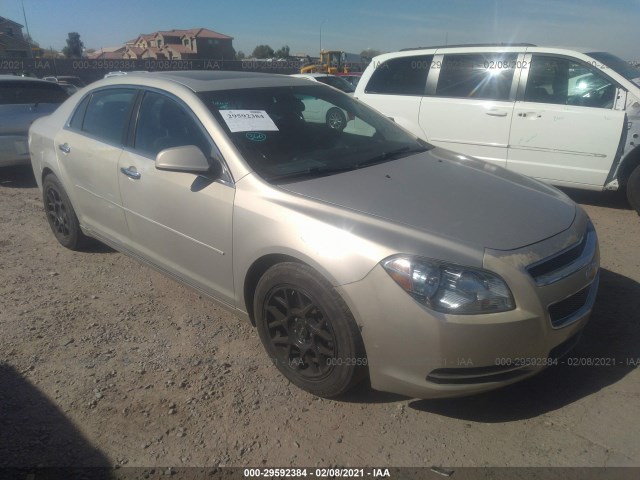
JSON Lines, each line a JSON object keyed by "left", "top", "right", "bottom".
{"left": 627, "top": 166, "right": 640, "bottom": 215}
{"left": 326, "top": 107, "right": 347, "bottom": 131}
{"left": 254, "top": 262, "right": 367, "bottom": 398}
{"left": 42, "top": 174, "right": 89, "bottom": 250}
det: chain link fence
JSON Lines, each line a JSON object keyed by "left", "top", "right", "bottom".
{"left": 0, "top": 58, "right": 305, "bottom": 83}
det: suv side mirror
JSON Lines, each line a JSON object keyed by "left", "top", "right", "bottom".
{"left": 155, "top": 145, "right": 210, "bottom": 173}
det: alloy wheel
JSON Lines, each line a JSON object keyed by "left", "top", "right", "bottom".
{"left": 263, "top": 286, "right": 337, "bottom": 379}
{"left": 46, "top": 187, "right": 70, "bottom": 238}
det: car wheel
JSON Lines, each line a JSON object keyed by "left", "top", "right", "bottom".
{"left": 326, "top": 107, "right": 346, "bottom": 131}
{"left": 43, "top": 174, "right": 89, "bottom": 250}
{"left": 254, "top": 262, "right": 367, "bottom": 397}
{"left": 627, "top": 165, "right": 640, "bottom": 215}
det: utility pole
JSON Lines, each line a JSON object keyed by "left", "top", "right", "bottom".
{"left": 21, "top": 0, "right": 31, "bottom": 39}
{"left": 320, "top": 19, "right": 326, "bottom": 54}
{"left": 21, "top": 0, "right": 34, "bottom": 58}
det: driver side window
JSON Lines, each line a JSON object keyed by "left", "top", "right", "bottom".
{"left": 134, "top": 91, "right": 212, "bottom": 158}
{"left": 524, "top": 55, "right": 616, "bottom": 109}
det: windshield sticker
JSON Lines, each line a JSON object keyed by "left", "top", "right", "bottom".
{"left": 219, "top": 110, "right": 279, "bottom": 132}
{"left": 246, "top": 132, "right": 267, "bottom": 142}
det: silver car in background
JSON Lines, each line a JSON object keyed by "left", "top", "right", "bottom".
{"left": 0, "top": 76, "right": 68, "bottom": 167}
{"left": 29, "top": 71, "right": 599, "bottom": 399}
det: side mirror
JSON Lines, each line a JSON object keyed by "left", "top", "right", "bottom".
{"left": 156, "top": 145, "right": 210, "bottom": 173}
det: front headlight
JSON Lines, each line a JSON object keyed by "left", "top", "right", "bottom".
{"left": 382, "top": 255, "right": 515, "bottom": 314}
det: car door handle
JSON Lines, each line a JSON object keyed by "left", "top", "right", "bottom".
{"left": 120, "top": 166, "right": 141, "bottom": 180}
{"left": 485, "top": 110, "right": 508, "bottom": 117}
{"left": 58, "top": 143, "right": 70, "bottom": 154}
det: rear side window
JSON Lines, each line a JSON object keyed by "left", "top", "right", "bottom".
{"left": 81, "top": 89, "right": 137, "bottom": 145}
{"left": 365, "top": 55, "right": 433, "bottom": 95}
{"left": 68, "top": 95, "right": 90, "bottom": 130}
{"left": 0, "top": 81, "right": 68, "bottom": 105}
{"left": 436, "top": 53, "right": 518, "bottom": 100}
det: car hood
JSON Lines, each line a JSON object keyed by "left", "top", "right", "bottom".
{"left": 278, "top": 148, "right": 576, "bottom": 251}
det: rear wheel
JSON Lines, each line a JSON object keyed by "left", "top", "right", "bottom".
{"left": 627, "top": 166, "right": 640, "bottom": 215}
{"left": 254, "top": 262, "right": 367, "bottom": 397}
{"left": 326, "top": 107, "right": 346, "bottom": 131}
{"left": 43, "top": 174, "right": 89, "bottom": 250}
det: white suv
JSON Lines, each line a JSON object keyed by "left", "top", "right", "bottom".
{"left": 354, "top": 44, "right": 640, "bottom": 213}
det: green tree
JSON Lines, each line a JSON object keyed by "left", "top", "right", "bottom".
{"left": 62, "top": 32, "right": 84, "bottom": 58}
{"left": 252, "top": 44, "right": 274, "bottom": 59}
{"left": 274, "top": 45, "right": 290, "bottom": 58}
{"left": 236, "top": 50, "right": 246, "bottom": 60}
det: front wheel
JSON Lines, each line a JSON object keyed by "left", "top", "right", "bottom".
{"left": 43, "top": 174, "right": 89, "bottom": 250}
{"left": 254, "top": 262, "right": 367, "bottom": 397}
{"left": 627, "top": 166, "right": 640, "bottom": 215}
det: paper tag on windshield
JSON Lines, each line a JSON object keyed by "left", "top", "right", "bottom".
{"left": 219, "top": 110, "right": 279, "bottom": 132}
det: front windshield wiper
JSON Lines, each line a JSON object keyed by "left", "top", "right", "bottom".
{"left": 354, "top": 145, "right": 428, "bottom": 169}
{"left": 269, "top": 146, "right": 429, "bottom": 183}
{"left": 269, "top": 165, "right": 357, "bottom": 183}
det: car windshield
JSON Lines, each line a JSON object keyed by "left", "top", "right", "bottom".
{"left": 314, "top": 75, "right": 356, "bottom": 93}
{"left": 587, "top": 52, "right": 640, "bottom": 87}
{"left": 198, "top": 85, "right": 429, "bottom": 183}
{"left": 0, "top": 81, "right": 68, "bottom": 105}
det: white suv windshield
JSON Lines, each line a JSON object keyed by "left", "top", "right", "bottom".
{"left": 199, "top": 85, "right": 428, "bottom": 183}
{"left": 314, "top": 76, "right": 356, "bottom": 93}
{"left": 587, "top": 52, "right": 640, "bottom": 87}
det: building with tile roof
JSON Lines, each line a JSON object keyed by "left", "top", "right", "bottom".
{"left": 0, "top": 16, "right": 35, "bottom": 58}
{"left": 87, "top": 46, "right": 127, "bottom": 60}
{"left": 118, "top": 28, "right": 234, "bottom": 60}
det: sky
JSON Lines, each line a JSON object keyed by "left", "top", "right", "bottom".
{"left": 3, "top": 0, "right": 640, "bottom": 60}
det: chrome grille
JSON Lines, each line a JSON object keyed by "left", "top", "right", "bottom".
{"left": 527, "top": 223, "right": 597, "bottom": 287}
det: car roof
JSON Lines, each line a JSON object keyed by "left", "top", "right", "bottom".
{"left": 100, "top": 70, "right": 311, "bottom": 92}
{"left": 0, "top": 75, "right": 57, "bottom": 85}
{"left": 397, "top": 43, "right": 609, "bottom": 56}
{"left": 401, "top": 43, "right": 537, "bottom": 51}
{"left": 291, "top": 73, "right": 331, "bottom": 78}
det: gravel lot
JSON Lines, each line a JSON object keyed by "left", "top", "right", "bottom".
{"left": 1, "top": 164, "right": 639, "bottom": 469}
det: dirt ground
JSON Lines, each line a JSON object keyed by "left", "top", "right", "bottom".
{"left": 1, "top": 164, "right": 639, "bottom": 469}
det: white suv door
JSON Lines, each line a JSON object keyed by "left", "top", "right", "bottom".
{"left": 354, "top": 54, "right": 432, "bottom": 138}
{"left": 507, "top": 54, "right": 626, "bottom": 187}
{"left": 419, "top": 51, "right": 523, "bottom": 167}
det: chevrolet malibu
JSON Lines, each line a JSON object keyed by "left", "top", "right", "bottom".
{"left": 29, "top": 71, "right": 600, "bottom": 399}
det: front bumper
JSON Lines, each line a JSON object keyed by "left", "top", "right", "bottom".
{"left": 338, "top": 214, "right": 599, "bottom": 399}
